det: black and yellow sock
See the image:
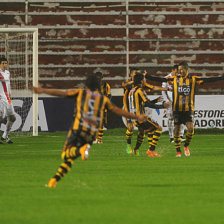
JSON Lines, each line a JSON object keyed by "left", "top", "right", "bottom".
{"left": 174, "top": 135, "right": 181, "bottom": 152}
{"left": 147, "top": 131, "right": 154, "bottom": 149}
{"left": 150, "top": 130, "right": 162, "bottom": 151}
{"left": 54, "top": 158, "right": 74, "bottom": 182}
{"left": 97, "top": 128, "right": 104, "bottom": 141}
{"left": 126, "top": 129, "right": 133, "bottom": 144}
{"left": 134, "top": 131, "right": 144, "bottom": 150}
{"left": 184, "top": 130, "right": 194, "bottom": 147}
{"left": 54, "top": 146, "right": 84, "bottom": 182}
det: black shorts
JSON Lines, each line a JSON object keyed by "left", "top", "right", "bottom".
{"left": 135, "top": 117, "right": 159, "bottom": 132}
{"left": 173, "top": 111, "right": 194, "bottom": 125}
{"left": 64, "top": 130, "right": 94, "bottom": 150}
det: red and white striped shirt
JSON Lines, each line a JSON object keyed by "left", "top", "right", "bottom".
{"left": 0, "top": 69, "right": 12, "bottom": 104}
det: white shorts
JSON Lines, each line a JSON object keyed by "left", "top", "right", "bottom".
{"left": 0, "top": 100, "right": 15, "bottom": 117}
{"left": 165, "top": 105, "right": 173, "bottom": 120}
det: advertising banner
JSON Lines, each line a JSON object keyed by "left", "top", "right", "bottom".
{"left": 1, "top": 95, "right": 223, "bottom": 132}
{"left": 122, "top": 95, "right": 224, "bottom": 131}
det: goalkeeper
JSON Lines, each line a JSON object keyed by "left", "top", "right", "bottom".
{"left": 32, "top": 74, "right": 146, "bottom": 188}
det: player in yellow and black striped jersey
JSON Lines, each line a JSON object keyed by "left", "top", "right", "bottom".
{"left": 122, "top": 68, "right": 138, "bottom": 153}
{"left": 122, "top": 69, "right": 169, "bottom": 155}
{"left": 94, "top": 72, "right": 111, "bottom": 143}
{"left": 146, "top": 61, "right": 224, "bottom": 157}
{"left": 128, "top": 72, "right": 170, "bottom": 157}
{"left": 32, "top": 75, "right": 146, "bottom": 188}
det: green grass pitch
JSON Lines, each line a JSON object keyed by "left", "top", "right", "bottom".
{"left": 0, "top": 129, "right": 224, "bottom": 224}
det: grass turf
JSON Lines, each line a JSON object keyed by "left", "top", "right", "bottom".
{"left": 0, "top": 129, "right": 224, "bottom": 224}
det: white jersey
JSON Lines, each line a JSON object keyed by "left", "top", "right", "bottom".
{"left": 0, "top": 69, "right": 12, "bottom": 104}
{"left": 162, "top": 73, "right": 173, "bottom": 102}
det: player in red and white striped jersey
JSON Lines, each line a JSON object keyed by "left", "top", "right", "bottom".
{"left": 0, "top": 57, "right": 16, "bottom": 144}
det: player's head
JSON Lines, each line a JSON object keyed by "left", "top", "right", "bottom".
{"left": 95, "top": 71, "right": 103, "bottom": 84}
{"left": 0, "top": 57, "right": 8, "bottom": 70}
{"left": 134, "top": 72, "right": 145, "bottom": 86}
{"left": 95, "top": 71, "right": 103, "bottom": 79}
{"left": 171, "top": 64, "right": 178, "bottom": 76}
{"left": 86, "top": 74, "right": 101, "bottom": 91}
{"left": 129, "top": 67, "right": 139, "bottom": 79}
{"left": 178, "top": 61, "right": 188, "bottom": 76}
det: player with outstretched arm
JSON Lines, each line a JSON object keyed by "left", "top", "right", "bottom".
{"left": 146, "top": 61, "right": 224, "bottom": 157}
{"left": 32, "top": 74, "right": 146, "bottom": 188}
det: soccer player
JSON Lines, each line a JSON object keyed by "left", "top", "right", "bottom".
{"left": 95, "top": 72, "right": 111, "bottom": 144}
{"left": 123, "top": 68, "right": 169, "bottom": 154}
{"left": 162, "top": 65, "right": 185, "bottom": 143}
{"left": 0, "top": 57, "right": 16, "bottom": 144}
{"left": 146, "top": 61, "right": 224, "bottom": 157}
{"left": 122, "top": 68, "right": 138, "bottom": 154}
{"left": 128, "top": 72, "right": 170, "bottom": 157}
{"left": 32, "top": 74, "right": 146, "bottom": 188}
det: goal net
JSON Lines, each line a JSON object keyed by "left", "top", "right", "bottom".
{"left": 0, "top": 28, "right": 38, "bottom": 136}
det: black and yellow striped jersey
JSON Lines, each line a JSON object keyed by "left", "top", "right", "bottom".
{"left": 144, "top": 82, "right": 154, "bottom": 93}
{"left": 123, "top": 79, "right": 133, "bottom": 112}
{"left": 166, "top": 75, "right": 204, "bottom": 112}
{"left": 66, "top": 88, "right": 114, "bottom": 137}
{"left": 128, "top": 86, "right": 149, "bottom": 116}
{"left": 146, "top": 74, "right": 224, "bottom": 112}
{"left": 123, "top": 80, "right": 154, "bottom": 112}
{"left": 100, "top": 81, "right": 111, "bottom": 98}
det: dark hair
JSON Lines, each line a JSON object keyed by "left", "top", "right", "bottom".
{"left": 86, "top": 74, "right": 100, "bottom": 91}
{"left": 172, "top": 64, "right": 178, "bottom": 70}
{"left": 95, "top": 71, "right": 103, "bottom": 79}
{"left": 179, "top": 61, "right": 188, "bottom": 69}
{"left": 130, "top": 67, "right": 139, "bottom": 72}
{"left": 0, "top": 57, "right": 7, "bottom": 63}
{"left": 134, "top": 72, "right": 144, "bottom": 85}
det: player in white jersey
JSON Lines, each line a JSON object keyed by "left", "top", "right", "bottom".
{"left": 162, "top": 65, "right": 185, "bottom": 143}
{"left": 0, "top": 57, "right": 16, "bottom": 144}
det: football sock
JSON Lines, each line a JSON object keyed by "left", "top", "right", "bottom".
{"left": 147, "top": 131, "right": 154, "bottom": 148}
{"left": 134, "top": 131, "right": 144, "bottom": 150}
{"left": 97, "top": 127, "right": 104, "bottom": 142}
{"left": 54, "top": 158, "right": 74, "bottom": 182}
{"left": 149, "top": 130, "right": 162, "bottom": 151}
{"left": 184, "top": 130, "right": 193, "bottom": 147}
{"left": 168, "top": 119, "right": 174, "bottom": 139}
{"left": 53, "top": 145, "right": 87, "bottom": 182}
{"left": 126, "top": 129, "right": 133, "bottom": 144}
{"left": 174, "top": 135, "right": 181, "bottom": 152}
{"left": 2, "top": 120, "right": 14, "bottom": 139}
{"left": 180, "top": 125, "right": 185, "bottom": 138}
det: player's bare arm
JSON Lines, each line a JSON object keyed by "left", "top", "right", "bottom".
{"left": 145, "top": 99, "right": 170, "bottom": 109}
{"left": 110, "top": 106, "right": 146, "bottom": 123}
{"left": 152, "top": 86, "right": 169, "bottom": 91}
{"left": 32, "top": 84, "right": 67, "bottom": 97}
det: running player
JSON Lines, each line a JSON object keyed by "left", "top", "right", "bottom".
{"left": 123, "top": 69, "right": 169, "bottom": 154}
{"left": 128, "top": 72, "right": 170, "bottom": 157}
{"left": 0, "top": 57, "right": 16, "bottom": 144}
{"left": 95, "top": 72, "right": 111, "bottom": 144}
{"left": 32, "top": 74, "right": 146, "bottom": 188}
{"left": 122, "top": 68, "right": 138, "bottom": 154}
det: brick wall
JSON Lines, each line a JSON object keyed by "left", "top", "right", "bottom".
{"left": 0, "top": 1, "right": 223, "bottom": 93}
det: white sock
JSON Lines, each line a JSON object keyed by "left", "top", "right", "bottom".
{"left": 180, "top": 125, "right": 185, "bottom": 137}
{"left": 168, "top": 119, "right": 174, "bottom": 138}
{"left": 3, "top": 120, "right": 13, "bottom": 139}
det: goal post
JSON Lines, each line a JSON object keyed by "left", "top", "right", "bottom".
{"left": 0, "top": 27, "right": 38, "bottom": 136}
